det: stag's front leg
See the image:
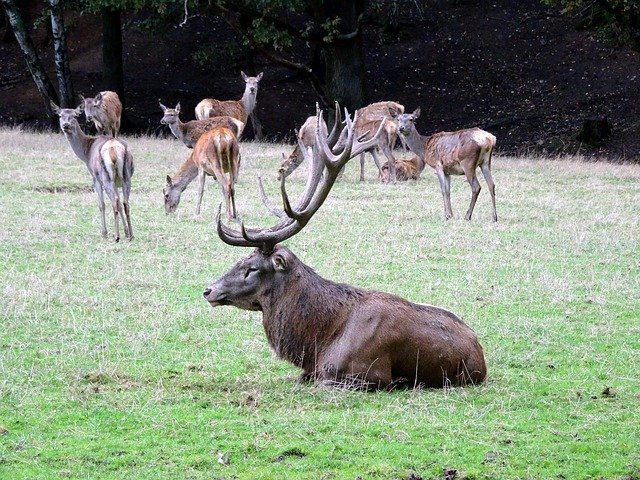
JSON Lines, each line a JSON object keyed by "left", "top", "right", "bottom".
{"left": 93, "top": 180, "right": 108, "bottom": 238}
{"left": 435, "top": 168, "right": 453, "bottom": 220}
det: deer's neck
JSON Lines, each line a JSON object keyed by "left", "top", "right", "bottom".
{"left": 241, "top": 89, "right": 256, "bottom": 116}
{"left": 262, "top": 264, "right": 363, "bottom": 369}
{"left": 170, "top": 153, "right": 199, "bottom": 192}
{"left": 168, "top": 119, "right": 186, "bottom": 142}
{"left": 64, "top": 125, "right": 95, "bottom": 167}
{"left": 403, "top": 126, "right": 427, "bottom": 161}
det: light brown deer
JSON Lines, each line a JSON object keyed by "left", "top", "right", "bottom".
{"left": 204, "top": 106, "right": 487, "bottom": 390}
{"left": 394, "top": 107, "right": 497, "bottom": 222}
{"left": 164, "top": 127, "right": 240, "bottom": 219}
{"left": 81, "top": 91, "right": 122, "bottom": 137}
{"left": 159, "top": 101, "right": 244, "bottom": 148}
{"left": 380, "top": 155, "right": 425, "bottom": 182}
{"left": 51, "top": 102, "right": 134, "bottom": 241}
{"left": 195, "top": 72, "right": 263, "bottom": 137}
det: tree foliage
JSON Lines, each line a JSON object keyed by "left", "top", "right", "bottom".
{"left": 545, "top": 0, "right": 640, "bottom": 51}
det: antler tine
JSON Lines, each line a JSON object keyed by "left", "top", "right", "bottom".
{"left": 326, "top": 101, "right": 342, "bottom": 147}
{"left": 216, "top": 204, "right": 263, "bottom": 248}
{"left": 257, "top": 175, "right": 286, "bottom": 219}
{"left": 317, "top": 108, "right": 356, "bottom": 172}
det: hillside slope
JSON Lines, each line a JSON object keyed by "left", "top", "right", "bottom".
{"left": 1, "top": 0, "right": 638, "bottom": 159}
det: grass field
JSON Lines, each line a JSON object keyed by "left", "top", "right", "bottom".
{"left": 0, "top": 127, "right": 638, "bottom": 479}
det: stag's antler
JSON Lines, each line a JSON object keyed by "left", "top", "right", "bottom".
{"left": 217, "top": 105, "right": 386, "bottom": 253}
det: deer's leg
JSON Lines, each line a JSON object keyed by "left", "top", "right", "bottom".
{"left": 195, "top": 169, "right": 206, "bottom": 216}
{"left": 103, "top": 182, "right": 121, "bottom": 242}
{"left": 463, "top": 167, "right": 482, "bottom": 221}
{"left": 228, "top": 179, "right": 237, "bottom": 219}
{"left": 435, "top": 168, "right": 453, "bottom": 220}
{"left": 122, "top": 178, "right": 134, "bottom": 241}
{"left": 480, "top": 163, "right": 497, "bottom": 222}
{"left": 378, "top": 143, "right": 396, "bottom": 183}
{"left": 93, "top": 180, "right": 108, "bottom": 238}
{"left": 359, "top": 153, "right": 366, "bottom": 182}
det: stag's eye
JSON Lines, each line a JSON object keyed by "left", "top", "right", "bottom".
{"left": 244, "top": 268, "right": 258, "bottom": 280}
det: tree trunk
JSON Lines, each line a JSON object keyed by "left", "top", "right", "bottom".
{"left": 49, "top": 0, "right": 74, "bottom": 107}
{"left": 1, "top": 0, "right": 59, "bottom": 124}
{"left": 2, "top": 5, "right": 16, "bottom": 43}
{"left": 309, "top": 0, "right": 366, "bottom": 112}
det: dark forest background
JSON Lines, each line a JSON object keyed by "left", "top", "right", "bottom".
{"left": 1, "top": 0, "right": 639, "bottom": 159}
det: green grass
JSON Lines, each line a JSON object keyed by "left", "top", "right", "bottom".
{"left": 0, "top": 127, "right": 638, "bottom": 479}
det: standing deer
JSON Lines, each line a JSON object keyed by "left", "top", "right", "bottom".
{"left": 282, "top": 101, "right": 403, "bottom": 183}
{"left": 159, "top": 101, "right": 244, "bottom": 148}
{"left": 204, "top": 106, "right": 487, "bottom": 390}
{"left": 164, "top": 127, "right": 240, "bottom": 219}
{"left": 81, "top": 91, "right": 122, "bottom": 137}
{"left": 394, "top": 108, "right": 498, "bottom": 222}
{"left": 277, "top": 115, "right": 329, "bottom": 180}
{"left": 51, "top": 102, "right": 134, "bottom": 241}
{"left": 195, "top": 71, "right": 263, "bottom": 137}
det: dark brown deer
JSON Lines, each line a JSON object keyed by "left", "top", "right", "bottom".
{"left": 394, "top": 107, "right": 497, "bottom": 221}
{"left": 51, "top": 102, "right": 134, "bottom": 241}
{"left": 204, "top": 107, "right": 487, "bottom": 390}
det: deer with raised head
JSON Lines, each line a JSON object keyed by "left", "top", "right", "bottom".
{"left": 393, "top": 107, "right": 498, "bottom": 222}
{"left": 81, "top": 91, "right": 122, "bottom": 137}
{"left": 282, "top": 101, "right": 404, "bottom": 183}
{"left": 164, "top": 127, "right": 240, "bottom": 219}
{"left": 51, "top": 102, "right": 134, "bottom": 241}
{"left": 204, "top": 106, "right": 487, "bottom": 390}
{"left": 195, "top": 72, "right": 263, "bottom": 137}
{"left": 380, "top": 154, "right": 426, "bottom": 182}
{"left": 159, "top": 101, "right": 244, "bottom": 148}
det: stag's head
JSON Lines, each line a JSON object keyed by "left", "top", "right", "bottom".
{"left": 51, "top": 102, "right": 83, "bottom": 134}
{"left": 241, "top": 71, "right": 263, "bottom": 96}
{"left": 204, "top": 105, "right": 386, "bottom": 311}
{"left": 163, "top": 175, "right": 182, "bottom": 214}
{"left": 159, "top": 101, "right": 180, "bottom": 126}
{"left": 395, "top": 107, "right": 421, "bottom": 137}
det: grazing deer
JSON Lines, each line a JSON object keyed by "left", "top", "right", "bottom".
{"left": 159, "top": 101, "right": 244, "bottom": 148}
{"left": 380, "top": 155, "right": 425, "bottom": 182}
{"left": 195, "top": 72, "right": 263, "bottom": 137}
{"left": 277, "top": 115, "right": 329, "bottom": 180}
{"left": 394, "top": 108, "right": 497, "bottom": 222}
{"left": 51, "top": 102, "right": 134, "bottom": 241}
{"left": 204, "top": 106, "right": 487, "bottom": 390}
{"left": 81, "top": 91, "right": 122, "bottom": 137}
{"left": 164, "top": 127, "right": 240, "bottom": 219}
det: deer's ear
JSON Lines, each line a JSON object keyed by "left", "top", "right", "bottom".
{"left": 50, "top": 101, "right": 61, "bottom": 114}
{"left": 241, "top": 71, "right": 248, "bottom": 81}
{"left": 74, "top": 105, "right": 83, "bottom": 116}
{"left": 412, "top": 107, "right": 421, "bottom": 119}
{"left": 166, "top": 175, "right": 172, "bottom": 186}
{"left": 159, "top": 100, "right": 167, "bottom": 112}
{"left": 271, "top": 252, "right": 288, "bottom": 272}
{"left": 175, "top": 102, "right": 181, "bottom": 113}
{"left": 256, "top": 72, "right": 263, "bottom": 81}
{"left": 95, "top": 92, "right": 103, "bottom": 105}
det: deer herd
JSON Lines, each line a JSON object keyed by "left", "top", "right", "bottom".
{"left": 52, "top": 70, "right": 496, "bottom": 390}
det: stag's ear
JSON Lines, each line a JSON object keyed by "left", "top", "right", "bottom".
{"left": 271, "top": 252, "right": 288, "bottom": 272}
{"left": 412, "top": 107, "right": 421, "bottom": 119}
{"left": 166, "top": 175, "right": 172, "bottom": 186}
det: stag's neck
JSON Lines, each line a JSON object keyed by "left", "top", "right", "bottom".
{"left": 403, "top": 126, "right": 428, "bottom": 162}
{"left": 170, "top": 154, "right": 199, "bottom": 192}
{"left": 64, "top": 125, "right": 96, "bottom": 167}
{"left": 241, "top": 90, "right": 256, "bottom": 116}
{"left": 262, "top": 264, "right": 364, "bottom": 368}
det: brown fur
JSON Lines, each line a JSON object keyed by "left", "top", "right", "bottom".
{"left": 82, "top": 91, "right": 122, "bottom": 137}
{"left": 205, "top": 245, "right": 487, "bottom": 389}
{"left": 278, "top": 115, "right": 328, "bottom": 180}
{"left": 380, "top": 155, "right": 425, "bottom": 182}
{"left": 159, "top": 101, "right": 244, "bottom": 148}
